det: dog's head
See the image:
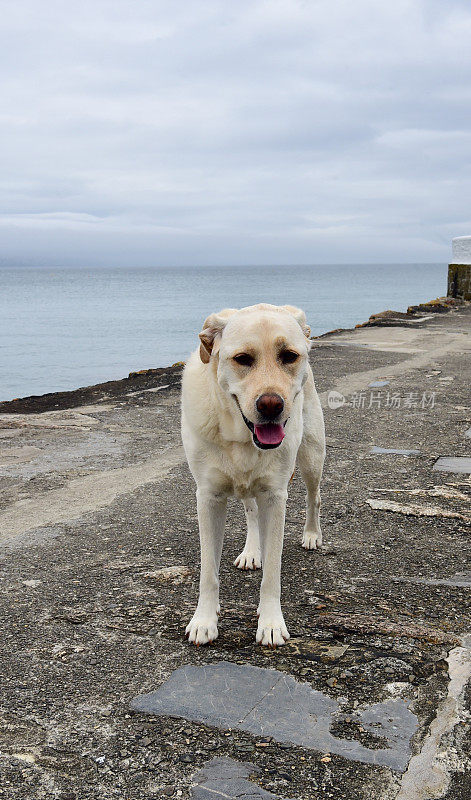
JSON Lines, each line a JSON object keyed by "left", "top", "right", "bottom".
{"left": 199, "top": 304, "right": 311, "bottom": 449}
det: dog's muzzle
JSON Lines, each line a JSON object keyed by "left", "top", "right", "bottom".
{"left": 235, "top": 401, "right": 287, "bottom": 450}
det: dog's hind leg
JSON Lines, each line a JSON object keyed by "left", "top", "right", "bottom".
{"left": 297, "top": 434, "right": 324, "bottom": 550}
{"left": 234, "top": 497, "right": 262, "bottom": 570}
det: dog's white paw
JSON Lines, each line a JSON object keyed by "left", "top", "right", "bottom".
{"left": 302, "top": 530, "right": 322, "bottom": 550}
{"left": 234, "top": 548, "right": 262, "bottom": 570}
{"left": 185, "top": 613, "right": 218, "bottom": 645}
{"left": 256, "top": 613, "right": 290, "bottom": 647}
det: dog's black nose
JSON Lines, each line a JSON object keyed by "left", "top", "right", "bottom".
{"left": 256, "top": 393, "right": 284, "bottom": 419}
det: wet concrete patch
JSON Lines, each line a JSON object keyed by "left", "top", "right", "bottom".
{"left": 131, "top": 661, "right": 418, "bottom": 771}
{"left": 370, "top": 447, "right": 420, "bottom": 456}
{"left": 433, "top": 456, "right": 471, "bottom": 474}
{"left": 190, "top": 756, "right": 295, "bottom": 799}
{"left": 0, "top": 431, "right": 123, "bottom": 478}
{"left": 0, "top": 445, "right": 41, "bottom": 466}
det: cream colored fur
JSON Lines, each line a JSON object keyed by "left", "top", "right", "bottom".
{"left": 181, "top": 303, "right": 325, "bottom": 647}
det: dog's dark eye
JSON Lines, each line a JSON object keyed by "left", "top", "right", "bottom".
{"left": 233, "top": 353, "right": 254, "bottom": 367}
{"left": 280, "top": 350, "right": 299, "bottom": 364}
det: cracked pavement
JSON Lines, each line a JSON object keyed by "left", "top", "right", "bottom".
{"left": 0, "top": 304, "right": 470, "bottom": 799}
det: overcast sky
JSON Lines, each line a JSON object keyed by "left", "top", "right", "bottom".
{"left": 1, "top": 0, "right": 471, "bottom": 266}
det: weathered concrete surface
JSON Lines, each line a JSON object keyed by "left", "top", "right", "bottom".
{"left": 0, "top": 303, "right": 470, "bottom": 799}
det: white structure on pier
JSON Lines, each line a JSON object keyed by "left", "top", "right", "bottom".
{"left": 452, "top": 236, "right": 471, "bottom": 265}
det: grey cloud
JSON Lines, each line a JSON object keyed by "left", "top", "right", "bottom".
{"left": 1, "top": 0, "right": 471, "bottom": 266}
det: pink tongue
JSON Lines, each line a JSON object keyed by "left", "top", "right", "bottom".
{"left": 254, "top": 423, "right": 285, "bottom": 446}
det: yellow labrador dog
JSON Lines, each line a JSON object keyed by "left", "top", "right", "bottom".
{"left": 181, "top": 304, "right": 325, "bottom": 647}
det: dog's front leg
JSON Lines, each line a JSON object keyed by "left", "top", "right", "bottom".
{"left": 186, "top": 488, "right": 227, "bottom": 645}
{"left": 255, "top": 488, "right": 290, "bottom": 647}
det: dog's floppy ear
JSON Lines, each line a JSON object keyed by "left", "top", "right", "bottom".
{"left": 281, "top": 305, "right": 311, "bottom": 339}
{"left": 199, "top": 308, "right": 238, "bottom": 363}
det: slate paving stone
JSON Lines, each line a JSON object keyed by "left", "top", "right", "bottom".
{"left": 370, "top": 447, "right": 421, "bottom": 456}
{"left": 393, "top": 572, "right": 471, "bottom": 588}
{"left": 131, "top": 661, "right": 418, "bottom": 771}
{"left": 190, "top": 756, "right": 295, "bottom": 799}
{"left": 433, "top": 456, "right": 471, "bottom": 473}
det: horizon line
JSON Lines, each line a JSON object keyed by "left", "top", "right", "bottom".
{"left": 0, "top": 260, "right": 446, "bottom": 269}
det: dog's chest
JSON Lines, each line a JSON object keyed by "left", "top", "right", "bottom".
{"left": 228, "top": 444, "right": 261, "bottom": 493}
{"left": 217, "top": 441, "right": 286, "bottom": 498}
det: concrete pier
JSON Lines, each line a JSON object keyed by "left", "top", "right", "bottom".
{"left": 448, "top": 236, "right": 471, "bottom": 299}
{"left": 0, "top": 300, "right": 470, "bottom": 799}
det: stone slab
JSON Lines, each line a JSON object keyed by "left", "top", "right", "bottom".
{"left": 368, "top": 380, "right": 390, "bottom": 387}
{"left": 370, "top": 447, "right": 420, "bottom": 456}
{"left": 131, "top": 662, "right": 418, "bottom": 771}
{"left": 465, "top": 428, "right": 471, "bottom": 439}
{"left": 190, "top": 757, "right": 294, "bottom": 799}
{"left": 393, "top": 572, "right": 471, "bottom": 588}
{"left": 433, "top": 457, "right": 471, "bottom": 474}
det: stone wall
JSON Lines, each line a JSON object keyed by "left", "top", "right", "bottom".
{"left": 448, "top": 264, "right": 471, "bottom": 300}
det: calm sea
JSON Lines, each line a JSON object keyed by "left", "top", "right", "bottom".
{"left": 0, "top": 264, "right": 446, "bottom": 401}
